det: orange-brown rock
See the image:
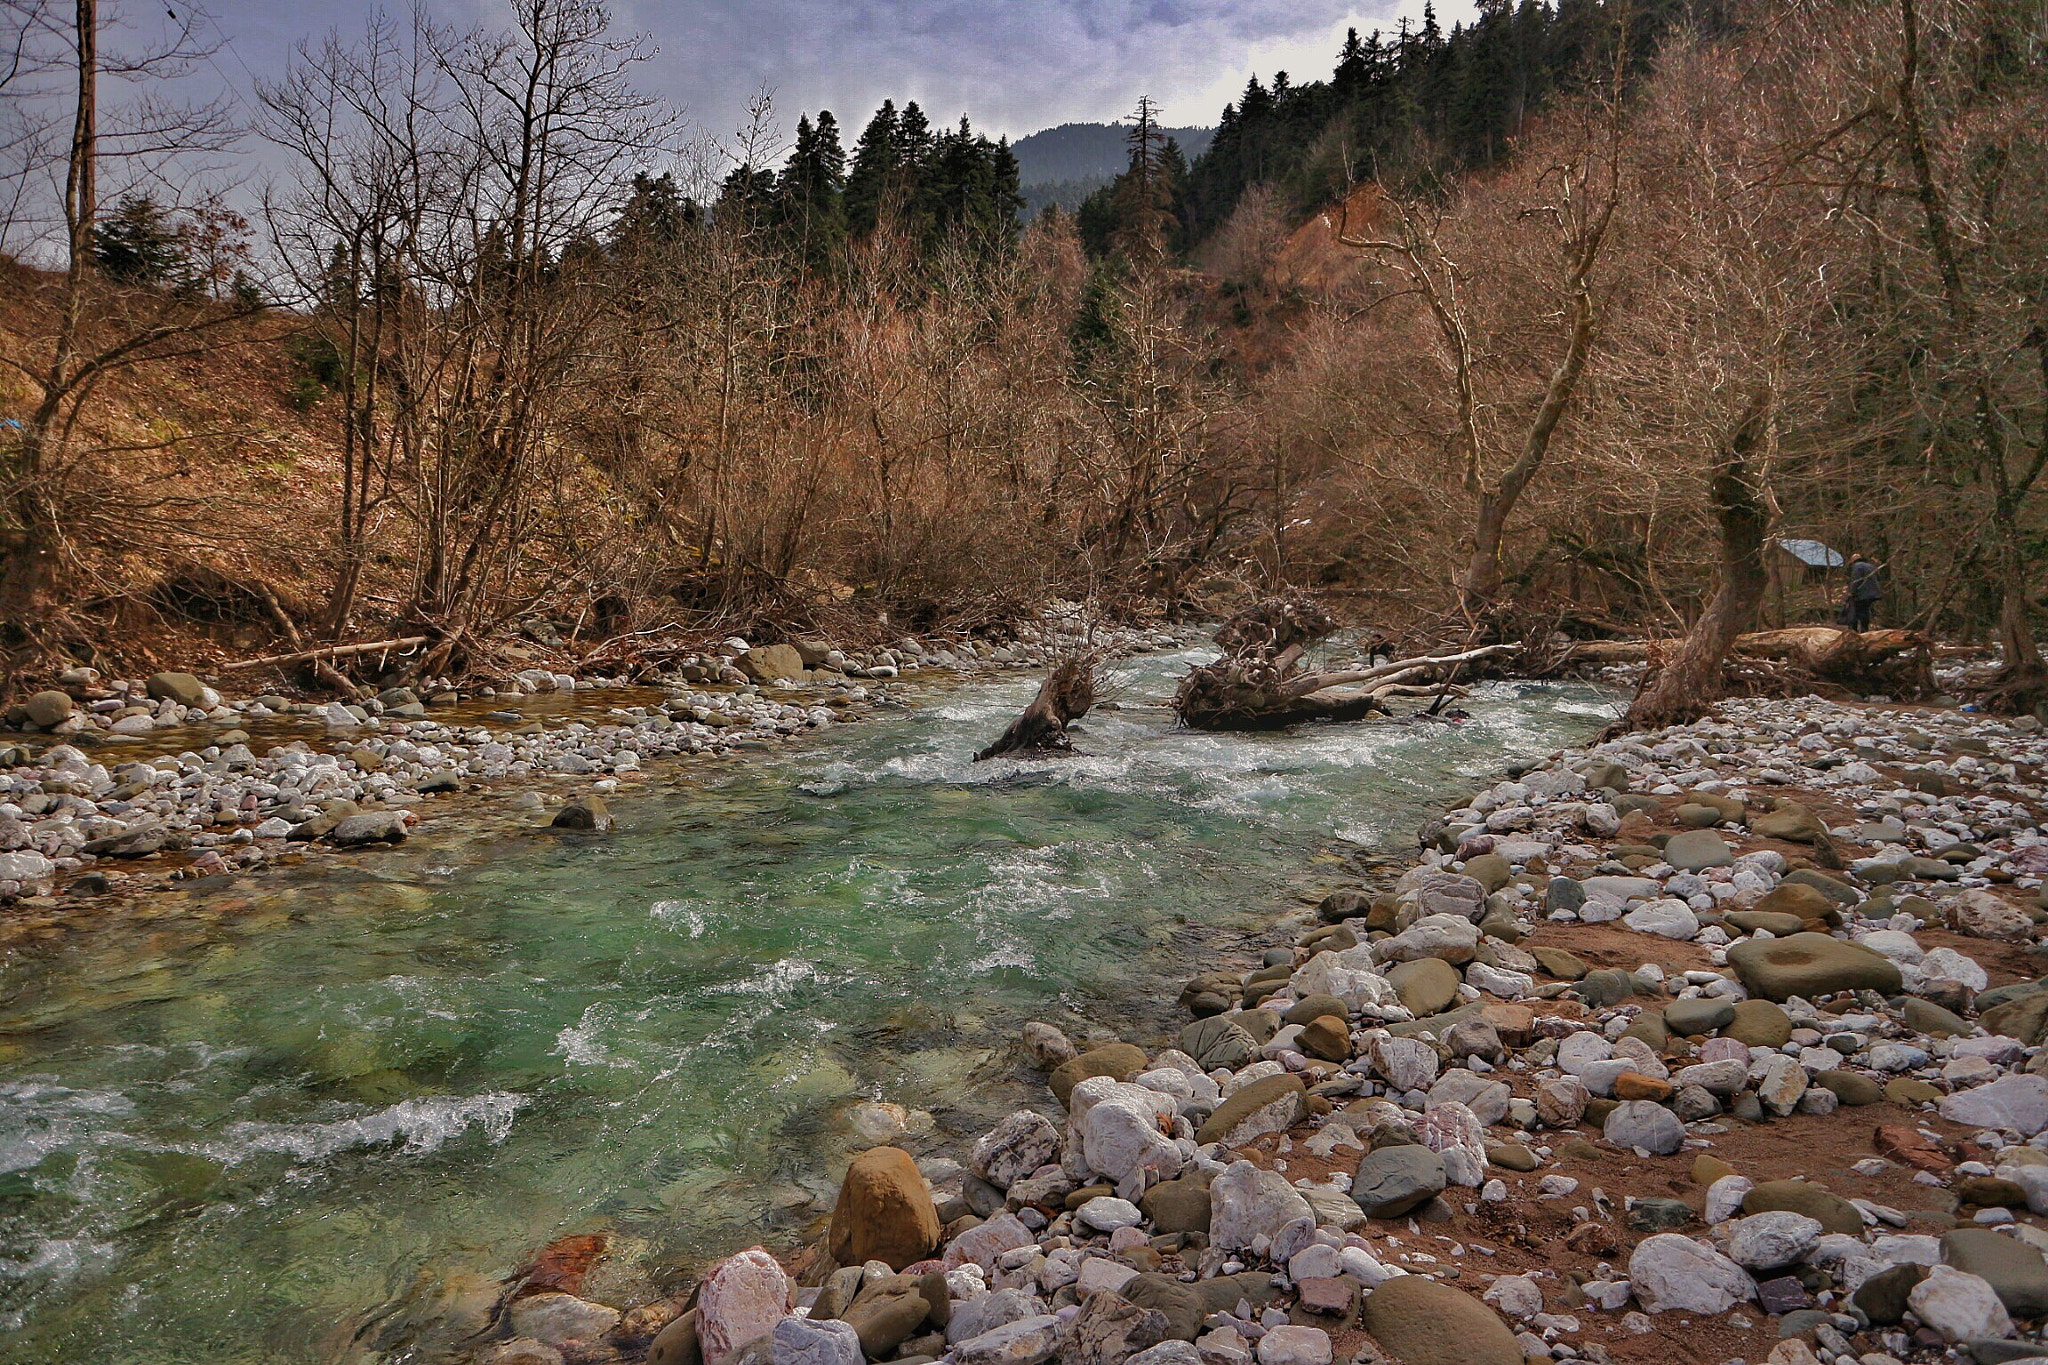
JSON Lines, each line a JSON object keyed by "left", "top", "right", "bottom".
{"left": 1613, "top": 1073, "right": 1674, "bottom": 1102}
{"left": 1874, "top": 1124, "right": 1951, "bottom": 1173}
{"left": 828, "top": 1146, "right": 941, "bottom": 1271}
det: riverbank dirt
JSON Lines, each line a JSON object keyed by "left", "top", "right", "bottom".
{"left": 462, "top": 693, "right": 2048, "bottom": 1365}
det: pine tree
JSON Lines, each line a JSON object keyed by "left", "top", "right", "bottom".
{"left": 614, "top": 171, "right": 692, "bottom": 252}
{"left": 92, "top": 193, "right": 189, "bottom": 287}
{"left": 782, "top": 112, "right": 848, "bottom": 269}
{"left": 845, "top": 100, "right": 900, "bottom": 238}
{"left": 1114, "top": 96, "right": 1176, "bottom": 259}
{"left": 1334, "top": 28, "right": 1370, "bottom": 99}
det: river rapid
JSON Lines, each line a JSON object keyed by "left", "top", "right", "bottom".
{"left": 0, "top": 649, "right": 1617, "bottom": 1364}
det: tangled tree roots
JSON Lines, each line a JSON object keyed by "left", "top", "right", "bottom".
{"left": 975, "top": 654, "right": 1101, "bottom": 760}
{"left": 1977, "top": 661, "right": 2048, "bottom": 717}
{"left": 1174, "top": 594, "right": 1517, "bottom": 731}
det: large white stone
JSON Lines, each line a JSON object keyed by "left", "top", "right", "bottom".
{"left": 1208, "top": 1160, "right": 1313, "bottom": 1253}
{"left": 1908, "top": 1265, "right": 2013, "bottom": 1343}
{"left": 945, "top": 1213, "right": 1037, "bottom": 1273}
{"left": 1624, "top": 899, "right": 1699, "bottom": 940}
{"left": 1705, "top": 1174, "right": 1754, "bottom": 1225}
{"left": 971, "top": 1111, "right": 1062, "bottom": 1190}
{"left": 1373, "top": 914, "right": 1481, "bottom": 964}
{"left": 1628, "top": 1234, "right": 1755, "bottom": 1314}
{"left": 772, "top": 1315, "right": 863, "bottom": 1365}
{"left": 1070, "top": 1079, "right": 1183, "bottom": 1193}
{"left": 953, "top": 1315, "right": 1064, "bottom": 1365}
{"left": 1415, "top": 1101, "right": 1489, "bottom": 1187}
{"left": 1939, "top": 1074, "right": 2048, "bottom": 1136}
{"left": 1254, "top": 1326, "right": 1332, "bottom": 1365}
{"left": 0, "top": 851, "right": 54, "bottom": 882}
{"left": 1363, "top": 1033, "right": 1439, "bottom": 1092}
{"left": 1726, "top": 1211, "right": 1823, "bottom": 1270}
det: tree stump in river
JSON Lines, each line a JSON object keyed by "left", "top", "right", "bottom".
{"left": 974, "top": 655, "right": 1100, "bottom": 760}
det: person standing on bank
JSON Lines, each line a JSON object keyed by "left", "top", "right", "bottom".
{"left": 1845, "top": 553, "right": 1884, "bottom": 632}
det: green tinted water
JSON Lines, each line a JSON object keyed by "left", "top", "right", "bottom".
{"left": 0, "top": 652, "right": 1616, "bottom": 1363}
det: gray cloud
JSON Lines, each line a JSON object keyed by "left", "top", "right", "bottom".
{"left": 197, "top": 0, "right": 1469, "bottom": 149}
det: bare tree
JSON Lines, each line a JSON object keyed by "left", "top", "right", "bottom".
{"left": 0, "top": 0, "right": 243, "bottom": 663}
{"left": 262, "top": 0, "right": 675, "bottom": 671}
{"left": 1335, "top": 98, "right": 1622, "bottom": 633}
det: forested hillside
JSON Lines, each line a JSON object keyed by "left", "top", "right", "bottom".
{"left": 0, "top": 0, "right": 2043, "bottom": 711}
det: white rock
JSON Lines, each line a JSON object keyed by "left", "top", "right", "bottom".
{"left": 1940, "top": 1075, "right": 2048, "bottom": 1136}
{"left": 952, "top": 1315, "right": 1064, "bottom": 1365}
{"left": 1075, "top": 1197, "right": 1143, "bottom": 1232}
{"left": 1627, "top": 1234, "right": 1755, "bottom": 1314}
{"left": 1907, "top": 1265, "right": 2013, "bottom": 1343}
{"left": 1921, "top": 946, "right": 1989, "bottom": 992}
{"left": 1373, "top": 914, "right": 1482, "bottom": 964}
{"left": 1705, "top": 1174, "right": 1755, "bottom": 1225}
{"left": 946, "top": 1213, "right": 1037, "bottom": 1273}
{"left": 1363, "top": 1033, "right": 1439, "bottom": 1092}
{"left": 1254, "top": 1326, "right": 1332, "bottom": 1365}
{"left": 1483, "top": 1274, "right": 1544, "bottom": 1319}
{"left": 697, "top": 1249, "right": 793, "bottom": 1365}
{"left": 772, "top": 1315, "right": 864, "bottom": 1365}
{"left": 1624, "top": 899, "right": 1699, "bottom": 940}
{"left": 1074, "top": 1256, "right": 1138, "bottom": 1296}
{"left": 1466, "top": 961, "right": 1534, "bottom": 999}
{"left": 946, "top": 1288, "right": 1046, "bottom": 1345}
{"left": 1755, "top": 1054, "right": 1808, "bottom": 1117}
{"left": 1726, "top": 1211, "right": 1823, "bottom": 1270}
{"left": 1209, "top": 1160, "right": 1313, "bottom": 1254}
{"left": 971, "top": 1111, "right": 1062, "bottom": 1190}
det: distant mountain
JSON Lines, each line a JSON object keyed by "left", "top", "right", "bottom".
{"left": 1012, "top": 122, "right": 1214, "bottom": 184}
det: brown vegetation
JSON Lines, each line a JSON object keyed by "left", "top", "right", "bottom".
{"left": 0, "top": 0, "right": 2042, "bottom": 723}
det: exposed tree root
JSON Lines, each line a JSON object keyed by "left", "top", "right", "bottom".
{"left": 1174, "top": 594, "right": 1516, "bottom": 730}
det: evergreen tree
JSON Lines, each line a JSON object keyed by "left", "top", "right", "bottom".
{"left": 92, "top": 193, "right": 189, "bottom": 287}
{"left": 782, "top": 112, "right": 849, "bottom": 269}
{"left": 614, "top": 171, "right": 693, "bottom": 252}
{"left": 1113, "top": 96, "right": 1176, "bottom": 259}
{"left": 845, "top": 100, "right": 900, "bottom": 238}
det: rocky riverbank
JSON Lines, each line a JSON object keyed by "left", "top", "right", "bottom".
{"left": 0, "top": 617, "right": 1193, "bottom": 911}
{"left": 471, "top": 693, "right": 2048, "bottom": 1365}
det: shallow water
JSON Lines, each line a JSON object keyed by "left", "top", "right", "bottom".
{"left": 0, "top": 651, "right": 1618, "bottom": 1364}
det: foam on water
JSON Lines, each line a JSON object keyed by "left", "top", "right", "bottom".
{"left": 215, "top": 1093, "right": 526, "bottom": 1164}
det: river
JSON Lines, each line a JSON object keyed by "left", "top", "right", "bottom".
{"left": 0, "top": 649, "right": 1617, "bottom": 1363}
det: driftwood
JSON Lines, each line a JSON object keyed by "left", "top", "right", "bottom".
{"left": 975, "top": 656, "right": 1100, "bottom": 760}
{"left": 1175, "top": 595, "right": 1517, "bottom": 730}
{"left": 1569, "top": 627, "right": 1935, "bottom": 700}
{"left": 221, "top": 636, "right": 432, "bottom": 671}
{"left": 1566, "top": 627, "right": 1923, "bottom": 667}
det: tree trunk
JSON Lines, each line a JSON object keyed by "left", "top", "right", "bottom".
{"left": 975, "top": 656, "right": 1099, "bottom": 760}
{"left": 1624, "top": 393, "right": 1771, "bottom": 729}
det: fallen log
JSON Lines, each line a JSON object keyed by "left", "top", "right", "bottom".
{"left": 1564, "top": 628, "right": 1924, "bottom": 668}
{"left": 221, "top": 636, "right": 432, "bottom": 672}
{"left": 974, "top": 655, "right": 1100, "bottom": 760}
{"left": 1567, "top": 627, "right": 1935, "bottom": 701}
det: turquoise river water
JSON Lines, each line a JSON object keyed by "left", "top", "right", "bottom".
{"left": 0, "top": 650, "right": 1617, "bottom": 1364}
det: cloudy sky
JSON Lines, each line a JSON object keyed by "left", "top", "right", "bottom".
{"left": 173, "top": 0, "right": 1473, "bottom": 147}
